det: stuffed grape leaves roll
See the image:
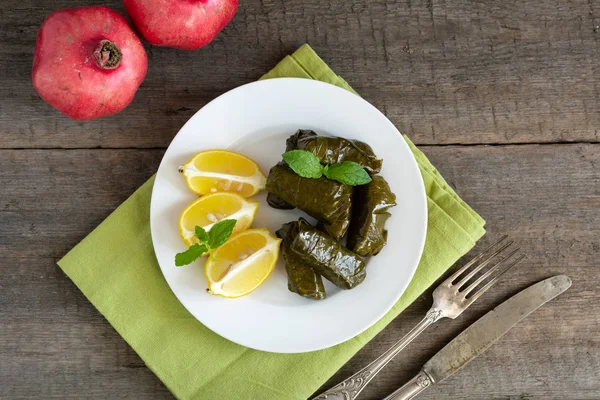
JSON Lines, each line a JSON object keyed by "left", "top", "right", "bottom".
{"left": 347, "top": 176, "right": 397, "bottom": 256}
{"left": 286, "top": 129, "right": 383, "bottom": 175}
{"left": 290, "top": 219, "right": 366, "bottom": 290}
{"left": 266, "top": 163, "right": 352, "bottom": 239}
{"left": 277, "top": 221, "right": 326, "bottom": 300}
{"left": 267, "top": 130, "right": 381, "bottom": 211}
{"left": 266, "top": 162, "right": 295, "bottom": 209}
{"left": 320, "top": 195, "right": 353, "bottom": 241}
{"left": 267, "top": 192, "right": 295, "bottom": 209}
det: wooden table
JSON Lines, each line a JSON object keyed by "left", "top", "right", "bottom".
{"left": 2, "top": 0, "right": 599, "bottom": 398}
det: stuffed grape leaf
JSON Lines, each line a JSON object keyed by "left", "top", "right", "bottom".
{"left": 276, "top": 221, "right": 326, "bottom": 300}
{"left": 289, "top": 219, "right": 366, "bottom": 290}
{"left": 347, "top": 176, "right": 397, "bottom": 256}
{"left": 267, "top": 191, "right": 295, "bottom": 209}
{"left": 267, "top": 130, "right": 382, "bottom": 211}
{"left": 286, "top": 129, "right": 382, "bottom": 175}
{"left": 266, "top": 163, "right": 352, "bottom": 240}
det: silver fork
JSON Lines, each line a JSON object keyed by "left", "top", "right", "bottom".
{"left": 312, "top": 236, "right": 525, "bottom": 400}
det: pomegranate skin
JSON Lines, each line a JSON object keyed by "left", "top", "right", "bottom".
{"left": 123, "top": 0, "right": 238, "bottom": 50}
{"left": 32, "top": 6, "right": 148, "bottom": 121}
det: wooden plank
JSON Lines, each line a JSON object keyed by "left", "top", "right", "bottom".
{"left": 2, "top": 0, "right": 600, "bottom": 149}
{"left": 0, "top": 149, "right": 169, "bottom": 398}
{"left": 1, "top": 144, "right": 599, "bottom": 399}
{"left": 0, "top": 149, "right": 164, "bottom": 259}
{"left": 1, "top": 298, "right": 172, "bottom": 399}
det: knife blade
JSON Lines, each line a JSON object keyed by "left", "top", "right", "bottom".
{"left": 384, "top": 275, "right": 571, "bottom": 400}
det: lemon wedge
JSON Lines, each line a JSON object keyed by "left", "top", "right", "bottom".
{"left": 204, "top": 229, "right": 281, "bottom": 298}
{"left": 178, "top": 192, "right": 259, "bottom": 247}
{"left": 179, "top": 150, "right": 267, "bottom": 197}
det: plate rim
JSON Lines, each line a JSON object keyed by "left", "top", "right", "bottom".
{"left": 150, "top": 77, "right": 428, "bottom": 353}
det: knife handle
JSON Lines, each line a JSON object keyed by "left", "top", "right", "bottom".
{"left": 382, "top": 370, "right": 433, "bottom": 400}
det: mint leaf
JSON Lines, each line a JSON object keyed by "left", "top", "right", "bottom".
{"left": 175, "top": 244, "right": 208, "bottom": 266}
{"left": 207, "top": 219, "right": 237, "bottom": 249}
{"left": 281, "top": 150, "right": 372, "bottom": 186}
{"left": 324, "top": 161, "right": 372, "bottom": 186}
{"left": 282, "top": 150, "right": 323, "bottom": 179}
{"left": 175, "top": 221, "right": 236, "bottom": 267}
{"left": 195, "top": 226, "right": 209, "bottom": 243}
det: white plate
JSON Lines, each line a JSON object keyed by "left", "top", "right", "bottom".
{"left": 150, "top": 78, "right": 427, "bottom": 353}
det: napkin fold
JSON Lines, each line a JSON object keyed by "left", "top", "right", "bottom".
{"left": 59, "top": 44, "right": 485, "bottom": 400}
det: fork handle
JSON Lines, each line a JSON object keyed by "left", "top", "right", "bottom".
{"left": 311, "top": 308, "right": 443, "bottom": 400}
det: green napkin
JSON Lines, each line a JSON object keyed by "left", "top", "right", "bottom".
{"left": 59, "top": 44, "right": 485, "bottom": 400}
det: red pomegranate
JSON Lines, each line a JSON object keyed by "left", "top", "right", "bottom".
{"left": 123, "top": 0, "right": 238, "bottom": 50}
{"left": 32, "top": 6, "right": 148, "bottom": 121}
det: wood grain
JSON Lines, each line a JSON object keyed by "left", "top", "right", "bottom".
{"left": 1, "top": 145, "right": 599, "bottom": 399}
{"left": 2, "top": 0, "right": 600, "bottom": 398}
{"left": 2, "top": 0, "right": 600, "bottom": 148}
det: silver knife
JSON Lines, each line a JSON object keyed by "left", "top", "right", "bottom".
{"left": 383, "top": 275, "right": 571, "bottom": 400}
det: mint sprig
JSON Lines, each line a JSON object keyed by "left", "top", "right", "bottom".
{"left": 175, "top": 243, "right": 208, "bottom": 266}
{"left": 175, "top": 219, "right": 237, "bottom": 267}
{"left": 207, "top": 219, "right": 237, "bottom": 248}
{"left": 323, "top": 161, "right": 372, "bottom": 186}
{"left": 282, "top": 150, "right": 372, "bottom": 186}
{"left": 282, "top": 150, "right": 323, "bottom": 178}
{"left": 195, "top": 226, "right": 209, "bottom": 242}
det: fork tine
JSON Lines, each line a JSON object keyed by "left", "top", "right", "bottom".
{"left": 465, "top": 254, "right": 526, "bottom": 305}
{"left": 462, "top": 248, "right": 521, "bottom": 296}
{"left": 447, "top": 235, "right": 510, "bottom": 283}
{"left": 454, "top": 239, "right": 514, "bottom": 288}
